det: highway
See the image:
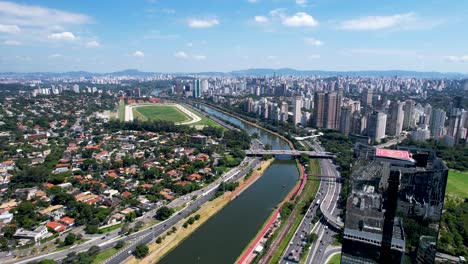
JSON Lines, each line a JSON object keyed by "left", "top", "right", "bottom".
{"left": 279, "top": 138, "right": 342, "bottom": 264}
{"left": 305, "top": 139, "right": 342, "bottom": 264}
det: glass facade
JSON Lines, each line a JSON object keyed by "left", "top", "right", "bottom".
{"left": 341, "top": 146, "right": 448, "bottom": 264}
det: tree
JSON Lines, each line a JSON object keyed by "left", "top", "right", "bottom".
{"left": 14, "top": 201, "right": 38, "bottom": 228}
{"left": 1, "top": 225, "right": 16, "bottom": 239}
{"left": 155, "top": 206, "right": 173, "bottom": 221}
{"left": 87, "top": 245, "right": 100, "bottom": 255}
{"left": 125, "top": 211, "right": 136, "bottom": 222}
{"left": 300, "top": 153, "right": 310, "bottom": 165}
{"left": 37, "top": 260, "right": 57, "bottom": 264}
{"left": 114, "top": 241, "right": 125, "bottom": 249}
{"left": 64, "top": 233, "right": 77, "bottom": 246}
{"left": 308, "top": 233, "right": 318, "bottom": 243}
{"left": 133, "top": 244, "right": 149, "bottom": 259}
{"left": 156, "top": 237, "right": 162, "bottom": 244}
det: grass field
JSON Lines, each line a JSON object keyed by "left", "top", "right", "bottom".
{"left": 92, "top": 247, "right": 119, "bottom": 264}
{"left": 188, "top": 107, "right": 222, "bottom": 128}
{"left": 327, "top": 253, "right": 341, "bottom": 264}
{"left": 134, "top": 105, "right": 190, "bottom": 123}
{"left": 446, "top": 170, "right": 468, "bottom": 198}
{"left": 118, "top": 99, "right": 126, "bottom": 122}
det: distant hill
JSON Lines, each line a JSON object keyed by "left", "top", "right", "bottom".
{"left": 0, "top": 68, "right": 466, "bottom": 79}
{"left": 230, "top": 68, "right": 468, "bottom": 78}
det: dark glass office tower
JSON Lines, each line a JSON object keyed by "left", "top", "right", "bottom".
{"left": 341, "top": 146, "right": 448, "bottom": 264}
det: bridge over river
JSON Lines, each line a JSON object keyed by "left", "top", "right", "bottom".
{"left": 245, "top": 150, "right": 335, "bottom": 159}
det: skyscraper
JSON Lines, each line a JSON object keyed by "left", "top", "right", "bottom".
{"left": 280, "top": 102, "right": 289, "bottom": 122}
{"left": 362, "top": 87, "right": 373, "bottom": 106}
{"left": 293, "top": 96, "right": 302, "bottom": 126}
{"left": 340, "top": 107, "right": 352, "bottom": 135}
{"left": 430, "top": 108, "right": 446, "bottom": 138}
{"left": 192, "top": 79, "right": 201, "bottom": 98}
{"left": 342, "top": 147, "right": 448, "bottom": 264}
{"left": 386, "top": 101, "right": 404, "bottom": 136}
{"left": 368, "top": 111, "right": 387, "bottom": 142}
{"left": 447, "top": 108, "right": 467, "bottom": 144}
{"left": 313, "top": 91, "right": 325, "bottom": 128}
{"left": 324, "top": 91, "right": 338, "bottom": 129}
{"left": 403, "top": 100, "right": 416, "bottom": 130}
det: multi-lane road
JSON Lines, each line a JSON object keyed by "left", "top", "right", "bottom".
{"left": 305, "top": 140, "right": 342, "bottom": 264}
{"left": 280, "top": 138, "right": 343, "bottom": 264}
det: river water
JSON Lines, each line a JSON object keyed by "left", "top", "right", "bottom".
{"left": 158, "top": 104, "right": 299, "bottom": 264}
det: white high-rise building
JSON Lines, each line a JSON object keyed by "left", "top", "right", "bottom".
{"left": 293, "top": 96, "right": 302, "bottom": 126}
{"left": 430, "top": 108, "right": 446, "bottom": 138}
{"left": 386, "top": 101, "right": 404, "bottom": 136}
{"left": 368, "top": 111, "right": 387, "bottom": 142}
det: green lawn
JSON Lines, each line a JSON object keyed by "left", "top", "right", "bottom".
{"left": 446, "top": 170, "right": 468, "bottom": 198}
{"left": 98, "top": 223, "right": 122, "bottom": 233}
{"left": 92, "top": 247, "right": 119, "bottom": 264}
{"left": 188, "top": 107, "right": 222, "bottom": 128}
{"left": 327, "top": 253, "right": 341, "bottom": 264}
{"left": 134, "top": 105, "right": 190, "bottom": 123}
{"left": 118, "top": 99, "right": 126, "bottom": 122}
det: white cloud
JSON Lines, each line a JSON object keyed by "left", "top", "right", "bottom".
{"left": 282, "top": 12, "right": 318, "bottom": 27}
{"left": 296, "top": 0, "right": 307, "bottom": 6}
{"left": 308, "top": 54, "right": 321, "bottom": 59}
{"left": 254, "top": 16, "right": 269, "bottom": 23}
{"left": 267, "top": 55, "right": 277, "bottom": 60}
{"left": 162, "top": 8, "right": 175, "bottom": 14}
{"left": 349, "top": 48, "right": 416, "bottom": 56}
{"left": 270, "top": 8, "right": 286, "bottom": 17}
{"left": 48, "top": 54, "right": 62, "bottom": 59}
{"left": 3, "top": 39, "right": 20, "bottom": 45}
{"left": 175, "top": 51, "right": 188, "bottom": 59}
{"left": 445, "top": 55, "right": 468, "bottom": 63}
{"left": 247, "top": 0, "right": 258, "bottom": 3}
{"left": 339, "top": 13, "right": 416, "bottom": 30}
{"left": 47, "top": 31, "right": 77, "bottom": 41}
{"left": 133, "top": 51, "right": 144, "bottom": 57}
{"left": 0, "top": 1, "right": 91, "bottom": 28}
{"left": 0, "top": 23, "right": 20, "bottom": 33}
{"left": 143, "top": 30, "right": 178, "bottom": 40}
{"left": 304, "top": 37, "right": 324, "bottom": 46}
{"left": 85, "top": 40, "right": 100, "bottom": 48}
{"left": 188, "top": 18, "right": 219, "bottom": 28}
{"left": 175, "top": 51, "right": 206, "bottom": 60}
{"left": 186, "top": 42, "right": 193, "bottom": 47}
{"left": 193, "top": 55, "right": 206, "bottom": 60}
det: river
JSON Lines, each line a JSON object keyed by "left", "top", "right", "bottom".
{"left": 158, "top": 104, "right": 299, "bottom": 264}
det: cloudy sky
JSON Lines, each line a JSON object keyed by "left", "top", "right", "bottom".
{"left": 0, "top": 0, "right": 467, "bottom": 73}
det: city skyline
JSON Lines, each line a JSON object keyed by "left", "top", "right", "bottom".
{"left": 0, "top": 0, "right": 468, "bottom": 73}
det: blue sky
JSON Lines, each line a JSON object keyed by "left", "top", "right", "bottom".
{"left": 0, "top": 0, "right": 467, "bottom": 73}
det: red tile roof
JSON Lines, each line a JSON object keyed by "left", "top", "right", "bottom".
{"left": 46, "top": 221, "right": 66, "bottom": 232}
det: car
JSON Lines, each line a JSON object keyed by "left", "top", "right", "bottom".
{"left": 128, "top": 250, "right": 132, "bottom": 254}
